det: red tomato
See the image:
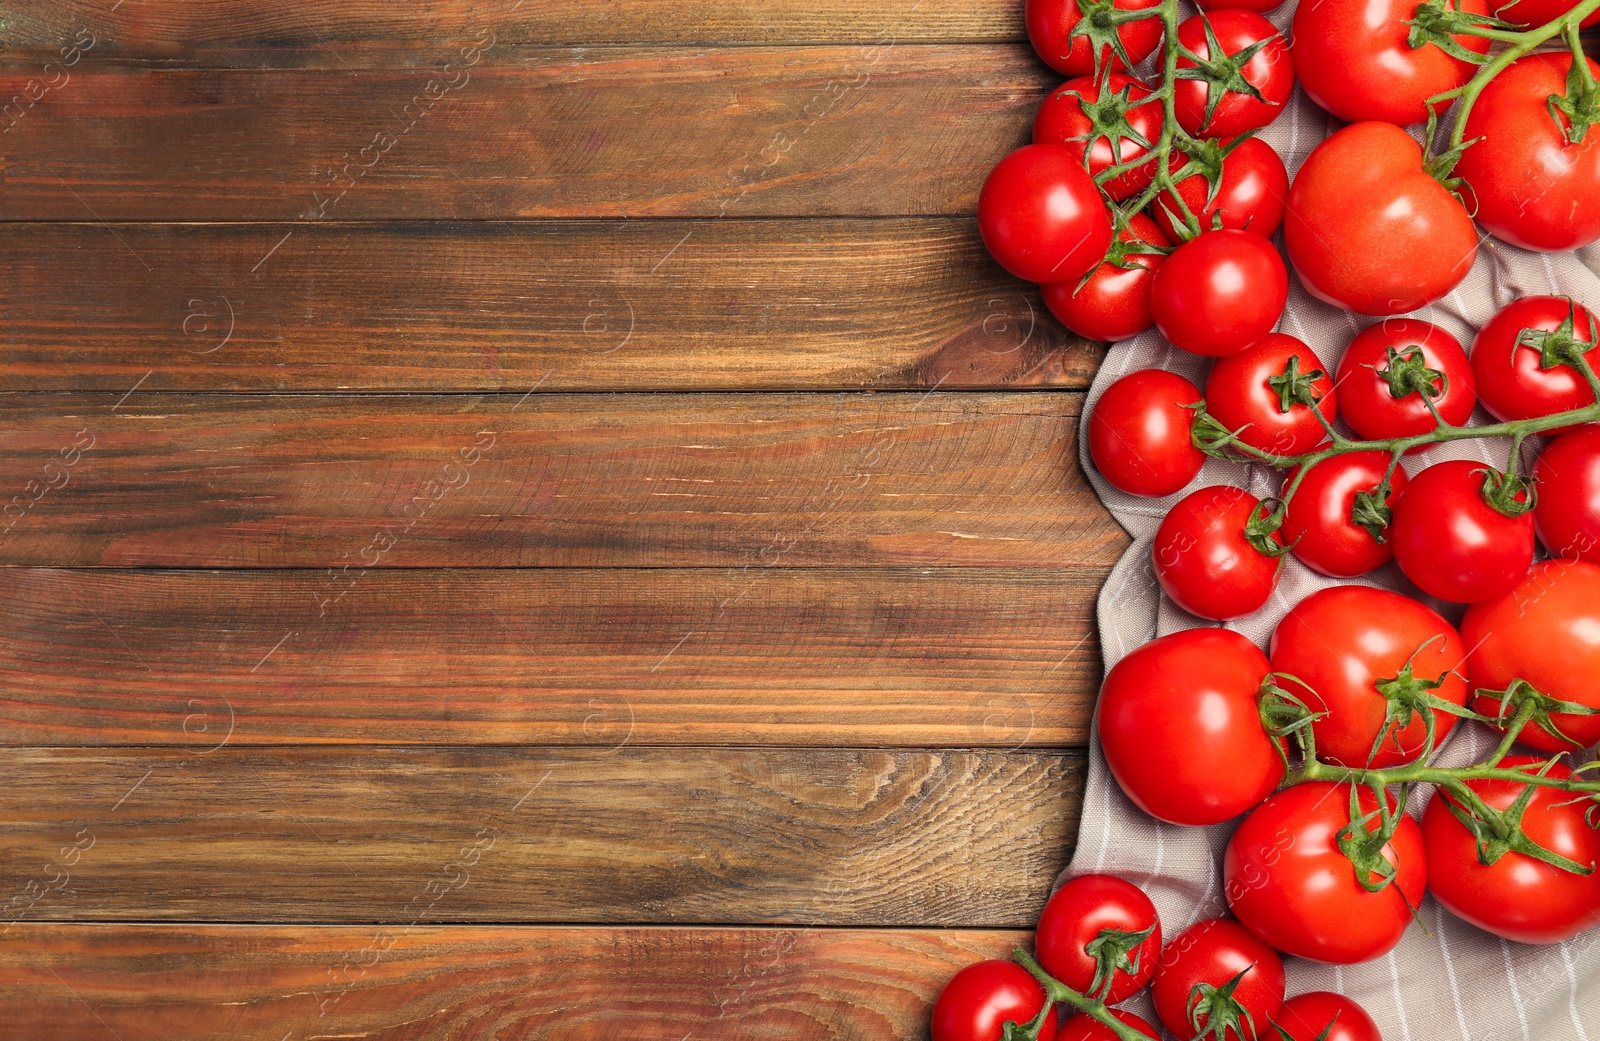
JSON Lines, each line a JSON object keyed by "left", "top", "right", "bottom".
{"left": 1026, "top": 0, "right": 1165, "bottom": 77}
{"left": 1391, "top": 459, "right": 1534, "bottom": 604}
{"left": 1056, "top": 1009, "right": 1160, "bottom": 1041}
{"left": 1470, "top": 296, "right": 1598, "bottom": 426}
{"left": 1035, "top": 74, "right": 1163, "bottom": 201}
{"left": 1045, "top": 214, "right": 1170, "bottom": 343}
{"left": 1097, "top": 628, "right": 1283, "bottom": 826}
{"left": 979, "top": 144, "right": 1113, "bottom": 285}
{"left": 1152, "top": 918, "right": 1285, "bottom": 1041}
{"left": 1173, "top": 10, "right": 1294, "bottom": 139}
{"left": 1088, "top": 368, "right": 1205, "bottom": 496}
{"left": 1227, "top": 782, "right": 1426, "bottom": 963}
{"left": 1336, "top": 319, "right": 1476, "bottom": 445}
{"left": 1462, "top": 560, "right": 1600, "bottom": 752}
{"left": 1149, "top": 230, "right": 1286, "bottom": 357}
{"left": 1274, "top": 993, "right": 1383, "bottom": 1041}
{"left": 1291, "top": 0, "right": 1491, "bottom": 125}
{"left": 1269, "top": 585, "right": 1468, "bottom": 767}
{"left": 1153, "top": 137, "right": 1289, "bottom": 242}
{"left": 1281, "top": 451, "right": 1409, "bottom": 577}
{"left": 1036, "top": 875, "right": 1161, "bottom": 1005}
{"left": 1285, "top": 122, "right": 1476, "bottom": 316}
{"left": 1535, "top": 426, "right": 1600, "bottom": 563}
{"left": 932, "top": 960, "right": 1058, "bottom": 1041}
{"left": 1457, "top": 54, "right": 1600, "bottom": 252}
{"left": 1204, "top": 333, "right": 1337, "bottom": 458}
{"left": 1423, "top": 757, "right": 1600, "bottom": 944}
{"left": 1490, "top": 0, "right": 1600, "bottom": 26}
{"left": 1197, "top": 0, "right": 1283, "bottom": 10}
{"left": 1154, "top": 485, "right": 1283, "bottom": 619}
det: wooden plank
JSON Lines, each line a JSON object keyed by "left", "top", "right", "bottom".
{"left": 0, "top": 392, "right": 1125, "bottom": 569}
{"left": 0, "top": 747, "right": 1082, "bottom": 926}
{"left": 0, "top": 220, "right": 1101, "bottom": 392}
{"left": 0, "top": 567, "right": 1101, "bottom": 748}
{"left": 0, "top": 48, "right": 1045, "bottom": 220}
{"left": 0, "top": 924, "right": 1025, "bottom": 1040}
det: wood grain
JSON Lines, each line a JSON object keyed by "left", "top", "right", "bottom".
{"left": 0, "top": 391, "right": 1126, "bottom": 569}
{"left": 0, "top": 567, "right": 1102, "bottom": 748}
{"left": 0, "top": 924, "right": 1028, "bottom": 1040}
{"left": 0, "top": 220, "right": 1102, "bottom": 392}
{"left": 0, "top": 48, "right": 1046, "bottom": 220}
{"left": 0, "top": 747, "right": 1082, "bottom": 926}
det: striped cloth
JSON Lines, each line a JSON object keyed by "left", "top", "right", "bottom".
{"left": 1067, "top": 3, "right": 1600, "bottom": 1036}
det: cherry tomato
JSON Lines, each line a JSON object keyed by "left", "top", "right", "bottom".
{"left": 1490, "top": 0, "right": 1600, "bottom": 27}
{"left": 1286, "top": 122, "right": 1477, "bottom": 316}
{"left": 1535, "top": 426, "right": 1600, "bottom": 563}
{"left": 1457, "top": 54, "right": 1600, "bottom": 252}
{"left": 1227, "top": 782, "right": 1426, "bottom": 964}
{"left": 932, "top": 960, "right": 1058, "bottom": 1041}
{"left": 1035, "top": 74, "right": 1163, "bottom": 201}
{"left": 1204, "top": 333, "right": 1337, "bottom": 457}
{"left": 1173, "top": 10, "right": 1294, "bottom": 139}
{"left": 1153, "top": 137, "right": 1289, "bottom": 241}
{"left": 1270, "top": 585, "right": 1468, "bottom": 767}
{"left": 1281, "top": 451, "right": 1409, "bottom": 577}
{"left": 1391, "top": 459, "right": 1534, "bottom": 604}
{"left": 1470, "top": 296, "right": 1598, "bottom": 426}
{"left": 1291, "top": 0, "right": 1491, "bottom": 125}
{"left": 1152, "top": 918, "right": 1285, "bottom": 1041}
{"left": 1088, "top": 368, "right": 1205, "bottom": 496}
{"left": 1274, "top": 993, "right": 1383, "bottom": 1041}
{"left": 1026, "top": 0, "right": 1165, "bottom": 77}
{"left": 1098, "top": 628, "right": 1282, "bottom": 826}
{"left": 1336, "top": 319, "right": 1476, "bottom": 445}
{"left": 1045, "top": 214, "right": 1170, "bottom": 343}
{"left": 1055, "top": 1009, "right": 1160, "bottom": 1041}
{"left": 1154, "top": 485, "right": 1282, "bottom": 619}
{"left": 1149, "top": 229, "right": 1286, "bottom": 357}
{"left": 979, "top": 144, "right": 1113, "bottom": 285}
{"left": 1036, "top": 875, "right": 1161, "bottom": 1005}
{"left": 1423, "top": 757, "right": 1600, "bottom": 944}
{"left": 1462, "top": 560, "right": 1600, "bottom": 752}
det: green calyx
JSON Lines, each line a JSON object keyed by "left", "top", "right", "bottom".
{"left": 1366, "top": 636, "right": 1484, "bottom": 766}
{"left": 1068, "top": 0, "right": 1162, "bottom": 76}
{"left": 1548, "top": 29, "right": 1600, "bottom": 144}
{"left": 1335, "top": 784, "right": 1405, "bottom": 895}
{"left": 1083, "top": 923, "right": 1157, "bottom": 1000}
{"left": 1350, "top": 483, "right": 1396, "bottom": 543}
{"left": 1186, "top": 966, "right": 1260, "bottom": 1041}
{"left": 1439, "top": 758, "right": 1598, "bottom": 874}
{"left": 1515, "top": 299, "right": 1598, "bottom": 373}
{"left": 1373, "top": 346, "right": 1448, "bottom": 402}
{"left": 1405, "top": 0, "right": 1507, "bottom": 64}
{"left": 1266, "top": 354, "right": 1328, "bottom": 413}
{"left": 1476, "top": 465, "right": 1537, "bottom": 518}
{"left": 1070, "top": 76, "right": 1160, "bottom": 172}
{"left": 1244, "top": 497, "right": 1296, "bottom": 558}
{"left": 1171, "top": 13, "right": 1282, "bottom": 134}
{"left": 1477, "top": 678, "right": 1599, "bottom": 751}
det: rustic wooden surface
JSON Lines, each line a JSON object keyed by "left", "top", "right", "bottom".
{"left": 0, "top": 3, "right": 1118, "bottom": 1037}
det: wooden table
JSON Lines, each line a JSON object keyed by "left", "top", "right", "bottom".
{"left": 0, "top": 3, "right": 1122, "bottom": 1036}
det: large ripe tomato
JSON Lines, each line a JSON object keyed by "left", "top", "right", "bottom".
{"left": 1336, "top": 319, "right": 1476, "bottom": 444}
{"left": 1152, "top": 918, "right": 1285, "bottom": 1041}
{"left": 1149, "top": 229, "right": 1286, "bottom": 357}
{"left": 1173, "top": 10, "right": 1293, "bottom": 140}
{"left": 1044, "top": 214, "right": 1170, "bottom": 343}
{"left": 1026, "top": 0, "right": 1165, "bottom": 77}
{"left": 1153, "top": 137, "right": 1289, "bottom": 241}
{"left": 1087, "top": 368, "right": 1205, "bottom": 496}
{"left": 1035, "top": 74, "right": 1163, "bottom": 201}
{"left": 1391, "top": 459, "right": 1535, "bottom": 603}
{"left": 1535, "top": 426, "right": 1600, "bottom": 563}
{"left": 1274, "top": 993, "right": 1383, "bottom": 1041}
{"left": 1055, "top": 1009, "right": 1160, "bottom": 1041}
{"left": 1203, "top": 333, "right": 1336, "bottom": 457}
{"left": 979, "top": 144, "right": 1113, "bottom": 285}
{"left": 1097, "top": 628, "right": 1283, "bottom": 827}
{"left": 1227, "top": 782, "right": 1426, "bottom": 964}
{"left": 1462, "top": 560, "right": 1600, "bottom": 752}
{"left": 1470, "top": 296, "right": 1599, "bottom": 425}
{"left": 1423, "top": 757, "right": 1600, "bottom": 944}
{"left": 1036, "top": 875, "right": 1161, "bottom": 1004}
{"left": 1285, "top": 121, "right": 1477, "bottom": 316}
{"left": 1457, "top": 54, "right": 1600, "bottom": 252}
{"left": 1154, "top": 485, "right": 1282, "bottom": 620}
{"left": 931, "top": 960, "right": 1058, "bottom": 1041}
{"left": 1490, "top": 0, "right": 1600, "bottom": 26}
{"left": 1269, "top": 586, "right": 1468, "bottom": 767}
{"left": 1281, "top": 450, "right": 1409, "bottom": 577}
{"left": 1290, "top": 0, "right": 1491, "bottom": 125}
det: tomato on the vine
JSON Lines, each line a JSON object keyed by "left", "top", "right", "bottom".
{"left": 1097, "top": 628, "right": 1283, "bottom": 826}
{"left": 1152, "top": 918, "right": 1285, "bottom": 1041}
{"left": 1286, "top": 121, "right": 1477, "bottom": 316}
{"left": 1026, "top": 0, "right": 1165, "bottom": 77}
{"left": 1149, "top": 229, "right": 1286, "bottom": 357}
{"left": 1154, "top": 485, "right": 1282, "bottom": 619}
{"left": 1274, "top": 993, "right": 1383, "bottom": 1041}
{"left": 1088, "top": 368, "right": 1204, "bottom": 496}
{"left": 1490, "top": 0, "right": 1600, "bottom": 26}
{"left": 1336, "top": 318, "right": 1476, "bottom": 444}
{"left": 1055, "top": 1009, "right": 1160, "bottom": 1041}
{"left": 1281, "top": 451, "right": 1409, "bottom": 577}
{"left": 931, "top": 960, "right": 1057, "bottom": 1041}
{"left": 1035, "top": 74, "right": 1163, "bottom": 201}
{"left": 1470, "top": 295, "right": 1599, "bottom": 426}
{"left": 1153, "top": 137, "right": 1288, "bottom": 241}
{"left": 1534, "top": 426, "right": 1600, "bottom": 563}
{"left": 1391, "top": 459, "right": 1534, "bottom": 603}
{"left": 1204, "top": 333, "right": 1336, "bottom": 457}
{"left": 1173, "top": 9, "right": 1294, "bottom": 139}
{"left": 1045, "top": 214, "right": 1170, "bottom": 344}
{"left": 1036, "top": 875, "right": 1161, "bottom": 1005}
{"left": 1423, "top": 757, "right": 1600, "bottom": 944}
{"left": 979, "top": 144, "right": 1113, "bottom": 285}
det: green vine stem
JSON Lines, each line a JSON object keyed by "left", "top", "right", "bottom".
{"left": 1012, "top": 948, "right": 1158, "bottom": 1041}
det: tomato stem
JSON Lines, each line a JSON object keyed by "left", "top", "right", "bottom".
{"left": 1011, "top": 948, "right": 1157, "bottom": 1041}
